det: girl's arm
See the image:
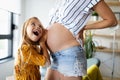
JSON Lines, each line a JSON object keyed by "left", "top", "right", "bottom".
{"left": 40, "top": 42, "right": 50, "bottom": 64}
{"left": 21, "top": 45, "right": 47, "bottom": 66}
{"left": 39, "top": 30, "right": 51, "bottom": 66}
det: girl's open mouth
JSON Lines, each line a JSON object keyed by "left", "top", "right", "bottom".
{"left": 33, "top": 31, "right": 39, "bottom": 36}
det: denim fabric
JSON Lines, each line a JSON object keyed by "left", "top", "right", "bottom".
{"left": 50, "top": 45, "right": 87, "bottom": 77}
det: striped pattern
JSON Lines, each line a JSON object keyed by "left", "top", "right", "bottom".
{"left": 49, "top": 0, "right": 100, "bottom": 36}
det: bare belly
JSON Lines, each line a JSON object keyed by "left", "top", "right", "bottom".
{"left": 47, "top": 23, "right": 80, "bottom": 53}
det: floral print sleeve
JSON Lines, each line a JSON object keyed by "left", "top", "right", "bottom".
{"left": 21, "top": 45, "right": 46, "bottom": 66}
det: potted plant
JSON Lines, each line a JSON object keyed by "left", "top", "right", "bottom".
{"left": 84, "top": 30, "right": 96, "bottom": 59}
{"left": 92, "top": 11, "right": 99, "bottom": 21}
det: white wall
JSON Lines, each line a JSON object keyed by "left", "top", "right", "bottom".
{"left": 0, "top": 0, "right": 21, "bottom": 14}
{"left": 0, "top": 59, "right": 14, "bottom": 80}
{"left": 23, "top": 0, "right": 56, "bottom": 27}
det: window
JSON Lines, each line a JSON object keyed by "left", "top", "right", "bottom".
{"left": 0, "top": 9, "right": 13, "bottom": 60}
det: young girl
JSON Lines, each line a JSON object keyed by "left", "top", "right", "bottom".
{"left": 14, "top": 17, "right": 50, "bottom": 80}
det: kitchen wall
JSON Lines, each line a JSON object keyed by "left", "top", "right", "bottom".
{"left": 92, "top": 0, "right": 120, "bottom": 78}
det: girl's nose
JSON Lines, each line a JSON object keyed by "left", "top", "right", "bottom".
{"left": 36, "top": 25, "right": 40, "bottom": 29}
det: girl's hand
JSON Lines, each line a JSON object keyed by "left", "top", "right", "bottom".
{"left": 39, "top": 29, "right": 47, "bottom": 43}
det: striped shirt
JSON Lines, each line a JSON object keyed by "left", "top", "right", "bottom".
{"left": 49, "top": 0, "right": 100, "bottom": 36}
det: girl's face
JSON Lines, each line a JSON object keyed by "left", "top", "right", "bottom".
{"left": 26, "top": 18, "right": 43, "bottom": 42}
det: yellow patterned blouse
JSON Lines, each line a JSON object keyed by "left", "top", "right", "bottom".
{"left": 14, "top": 44, "right": 46, "bottom": 80}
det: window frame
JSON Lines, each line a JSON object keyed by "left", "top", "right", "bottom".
{"left": 0, "top": 11, "right": 14, "bottom": 61}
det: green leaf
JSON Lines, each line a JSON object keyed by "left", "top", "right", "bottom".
{"left": 84, "top": 30, "right": 96, "bottom": 59}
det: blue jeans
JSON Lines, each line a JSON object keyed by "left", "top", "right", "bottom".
{"left": 50, "top": 45, "right": 87, "bottom": 77}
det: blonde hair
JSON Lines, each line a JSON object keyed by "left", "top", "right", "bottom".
{"left": 21, "top": 17, "right": 45, "bottom": 46}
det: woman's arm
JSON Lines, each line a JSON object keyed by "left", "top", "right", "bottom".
{"left": 40, "top": 42, "right": 50, "bottom": 65}
{"left": 84, "top": 0, "right": 118, "bottom": 30}
{"left": 76, "top": 0, "right": 118, "bottom": 45}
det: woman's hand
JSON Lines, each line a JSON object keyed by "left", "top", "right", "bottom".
{"left": 76, "top": 27, "right": 85, "bottom": 45}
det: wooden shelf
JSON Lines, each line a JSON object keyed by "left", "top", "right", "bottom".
{"left": 106, "top": 1, "right": 120, "bottom": 6}
{"left": 87, "top": 20, "right": 120, "bottom": 25}
{"left": 96, "top": 48, "right": 120, "bottom": 53}
{"left": 93, "top": 34, "right": 120, "bottom": 39}
{"left": 93, "top": 34, "right": 113, "bottom": 38}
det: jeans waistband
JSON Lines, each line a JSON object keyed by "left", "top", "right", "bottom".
{"left": 51, "top": 45, "right": 83, "bottom": 57}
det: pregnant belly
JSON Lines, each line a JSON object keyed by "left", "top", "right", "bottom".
{"left": 47, "top": 23, "right": 79, "bottom": 53}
